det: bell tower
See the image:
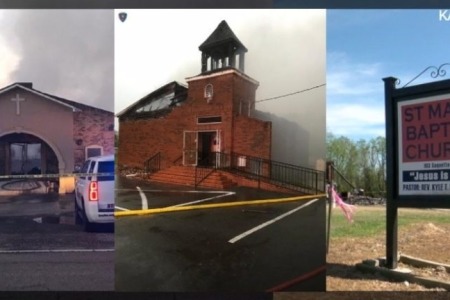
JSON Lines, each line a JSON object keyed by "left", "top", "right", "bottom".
{"left": 186, "top": 20, "right": 258, "bottom": 113}
{"left": 199, "top": 20, "right": 248, "bottom": 73}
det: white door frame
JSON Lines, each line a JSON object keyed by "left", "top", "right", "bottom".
{"left": 183, "top": 130, "right": 198, "bottom": 166}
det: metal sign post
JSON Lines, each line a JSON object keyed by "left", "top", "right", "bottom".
{"left": 384, "top": 76, "right": 450, "bottom": 269}
{"left": 325, "top": 161, "right": 334, "bottom": 254}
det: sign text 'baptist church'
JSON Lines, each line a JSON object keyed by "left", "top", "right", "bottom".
{"left": 398, "top": 95, "right": 450, "bottom": 195}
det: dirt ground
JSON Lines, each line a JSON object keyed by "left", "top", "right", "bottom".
{"left": 327, "top": 208, "right": 450, "bottom": 292}
{"left": 276, "top": 208, "right": 450, "bottom": 300}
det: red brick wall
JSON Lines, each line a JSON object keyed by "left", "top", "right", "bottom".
{"left": 233, "top": 116, "right": 271, "bottom": 160}
{"left": 73, "top": 108, "right": 114, "bottom": 168}
{"left": 230, "top": 74, "right": 258, "bottom": 116}
{"left": 118, "top": 117, "right": 183, "bottom": 169}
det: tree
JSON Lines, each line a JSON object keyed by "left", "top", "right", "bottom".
{"left": 327, "top": 133, "right": 386, "bottom": 197}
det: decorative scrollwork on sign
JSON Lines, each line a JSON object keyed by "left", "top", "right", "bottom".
{"left": 402, "top": 63, "right": 450, "bottom": 88}
{"left": 431, "top": 63, "right": 450, "bottom": 78}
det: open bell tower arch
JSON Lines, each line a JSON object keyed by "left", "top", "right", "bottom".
{"left": 199, "top": 20, "right": 248, "bottom": 73}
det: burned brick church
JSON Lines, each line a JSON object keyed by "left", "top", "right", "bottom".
{"left": 0, "top": 82, "right": 114, "bottom": 193}
{"left": 117, "top": 21, "right": 324, "bottom": 192}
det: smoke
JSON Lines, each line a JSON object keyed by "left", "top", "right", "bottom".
{"left": 244, "top": 14, "right": 326, "bottom": 168}
{"left": 114, "top": 10, "right": 326, "bottom": 169}
{"left": 0, "top": 10, "right": 114, "bottom": 111}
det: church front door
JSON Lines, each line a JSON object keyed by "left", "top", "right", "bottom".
{"left": 10, "top": 143, "right": 42, "bottom": 175}
{"left": 0, "top": 133, "right": 58, "bottom": 176}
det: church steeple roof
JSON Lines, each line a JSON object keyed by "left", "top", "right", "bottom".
{"left": 199, "top": 20, "right": 248, "bottom": 73}
{"left": 199, "top": 20, "right": 247, "bottom": 52}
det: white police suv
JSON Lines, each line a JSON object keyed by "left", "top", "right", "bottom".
{"left": 75, "top": 154, "right": 115, "bottom": 232}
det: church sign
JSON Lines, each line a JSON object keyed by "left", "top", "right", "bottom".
{"left": 384, "top": 77, "right": 450, "bottom": 207}
{"left": 398, "top": 95, "right": 450, "bottom": 195}
{"left": 383, "top": 77, "right": 450, "bottom": 269}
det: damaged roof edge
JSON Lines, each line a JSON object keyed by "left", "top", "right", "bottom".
{"left": 116, "top": 81, "right": 188, "bottom": 118}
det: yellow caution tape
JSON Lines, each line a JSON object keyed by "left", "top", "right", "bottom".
{"left": 115, "top": 193, "right": 326, "bottom": 217}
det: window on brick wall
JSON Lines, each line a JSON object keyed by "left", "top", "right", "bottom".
{"left": 240, "top": 101, "right": 252, "bottom": 117}
{"left": 197, "top": 116, "right": 222, "bottom": 124}
{"left": 85, "top": 145, "right": 103, "bottom": 159}
{"left": 240, "top": 101, "right": 249, "bottom": 116}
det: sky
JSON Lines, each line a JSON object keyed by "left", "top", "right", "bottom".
{"left": 115, "top": 9, "right": 326, "bottom": 168}
{"left": 0, "top": 10, "right": 114, "bottom": 111}
{"left": 115, "top": 9, "right": 325, "bottom": 114}
{"left": 327, "top": 9, "right": 450, "bottom": 141}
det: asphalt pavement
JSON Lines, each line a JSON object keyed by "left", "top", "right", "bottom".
{"left": 0, "top": 190, "right": 114, "bottom": 291}
{"left": 0, "top": 251, "right": 114, "bottom": 291}
{"left": 115, "top": 176, "right": 326, "bottom": 292}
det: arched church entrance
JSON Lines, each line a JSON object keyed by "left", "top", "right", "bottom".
{"left": 0, "top": 133, "right": 59, "bottom": 176}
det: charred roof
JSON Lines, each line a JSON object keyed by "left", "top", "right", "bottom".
{"left": 116, "top": 81, "right": 188, "bottom": 121}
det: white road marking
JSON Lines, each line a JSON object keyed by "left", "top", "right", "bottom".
{"left": 115, "top": 206, "right": 130, "bottom": 211}
{"left": 0, "top": 249, "right": 115, "bottom": 254}
{"left": 136, "top": 186, "right": 148, "bottom": 210}
{"left": 116, "top": 188, "right": 233, "bottom": 210}
{"left": 169, "top": 191, "right": 235, "bottom": 208}
{"left": 228, "top": 198, "right": 320, "bottom": 244}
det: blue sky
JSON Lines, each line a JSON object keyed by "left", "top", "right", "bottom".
{"left": 327, "top": 9, "right": 450, "bottom": 141}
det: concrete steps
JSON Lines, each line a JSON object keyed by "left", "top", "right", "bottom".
{"left": 148, "top": 166, "right": 237, "bottom": 190}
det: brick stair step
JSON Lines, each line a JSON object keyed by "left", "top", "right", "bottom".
{"left": 148, "top": 166, "right": 196, "bottom": 186}
{"left": 148, "top": 166, "right": 240, "bottom": 190}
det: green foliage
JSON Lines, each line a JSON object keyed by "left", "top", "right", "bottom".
{"left": 329, "top": 207, "right": 450, "bottom": 238}
{"left": 327, "top": 133, "right": 386, "bottom": 197}
{"left": 329, "top": 207, "right": 386, "bottom": 238}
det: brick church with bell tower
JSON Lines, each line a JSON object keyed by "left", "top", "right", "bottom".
{"left": 117, "top": 20, "right": 273, "bottom": 189}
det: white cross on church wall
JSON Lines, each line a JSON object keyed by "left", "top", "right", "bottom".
{"left": 11, "top": 93, "right": 26, "bottom": 115}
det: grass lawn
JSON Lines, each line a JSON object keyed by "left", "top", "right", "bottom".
{"left": 328, "top": 205, "right": 450, "bottom": 238}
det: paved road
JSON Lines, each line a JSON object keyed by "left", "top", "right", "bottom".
{"left": 116, "top": 176, "right": 303, "bottom": 210}
{"left": 0, "top": 192, "right": 60, "bottom": 217}
{"left": 0, "top": 192, "right": 114, "bottom": 291}
{"left": 0, "top": 251, "right": 114, "bottom": 291}
{"left": 115, "top": 176, "right": 326, "bottom": 292}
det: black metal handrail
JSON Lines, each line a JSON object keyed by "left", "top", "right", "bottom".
{"left": 194, "top": 166, "right": 215, "bottom": 189}
{"left": 199, "top": 151, "right": 325, "bottom": 194}
{"left": 173, "top": 155, "right": 182, "bottom": 166}
{"left": 193, "top": 151, "right": 222, "bottom": 189}
{"left": 144, "top": 152, "right": 161, "bottom": 174}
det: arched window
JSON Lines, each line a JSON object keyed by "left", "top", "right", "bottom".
{"left": 204, "top": 84, "right": 213, "bottom": 103}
